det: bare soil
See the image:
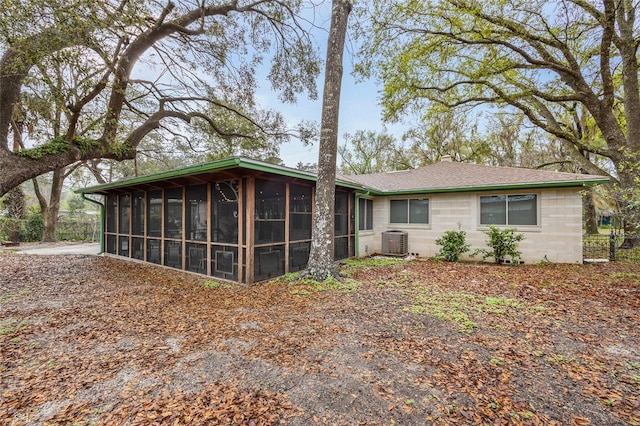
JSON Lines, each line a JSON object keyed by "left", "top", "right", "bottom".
{"left": 1, "top": 253, "right": 639, "bottom": 425}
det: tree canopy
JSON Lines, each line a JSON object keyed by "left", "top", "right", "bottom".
{"left": 359, "top": 0, "right": 640, "bottom": 232}
{"left": 0, "top": 0, "right": 321, "bottom": 197}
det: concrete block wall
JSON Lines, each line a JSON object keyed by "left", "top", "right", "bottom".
{"left": 357, "top": 187, "right": 584, "bottom": 264}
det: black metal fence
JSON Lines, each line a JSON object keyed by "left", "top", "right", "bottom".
{"left": 55, "top": 216, "right": 99, "bottom": 241}
{"left": 583, "top": 232, "right": 640, "bottom": 262}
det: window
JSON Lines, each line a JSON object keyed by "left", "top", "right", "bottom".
{"left": 186, "top": 184, "right": 207, "bottom": 241}
{"left": 480, "top": 194, "right": 537, "bottom": 226}
{"left": 147, "top": 190, "right": 162, "bottom": 237}
{"left": 132, "top": 192, "right": 144, "bottom": 235}
{"left": 358, "top": 198, "right": 373, "bottom": 230}
{"left": 106, "top": 195, "right": 117, "bottom": 233}
{"left": 119, "top": 194, "right": 130, "bottom": 234}
{"left": 212, "top": 180, "right": 239, "bottom": 244}
{"left": 164, "top": 187, "right": 183, "bottom": 239}
{"left": 390, "top": 199, "right": 429, "bottom": 224}
{"left": 335, "top": 191, "right": 349, "bottom": 236}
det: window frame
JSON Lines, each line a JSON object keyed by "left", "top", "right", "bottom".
{"left": 389, "top": 198, "right": 430, "bottom": 225}
{"left": 358, "top": 198, "right": 374, "bottom": 231}
{"left": 479, "top": 193, "right": 539, "bottom": 228}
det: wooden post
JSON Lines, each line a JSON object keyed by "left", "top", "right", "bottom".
{"left": 237, "top": 178, "right": 244, "bottom": 284}
{"left": 181, "top": 186, "right": 186, "bottom": 271}
{"left": 284, "top": 182, "right": 290, "bottom": 274}
{"left": 207, "top": 182, "right": 212, "bottom": 276}
{"left": 245, "top": 177, "right": 255, "bottom": 284}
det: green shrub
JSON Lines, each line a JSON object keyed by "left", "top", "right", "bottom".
{"left": 0, "top": 217, "right": 20, "bottom": 242}
{"left": 435, "top": 229, "right": 470, "bottom": 262}
{"left": 22, "top": 208, "right": 43, "bottom": 242}
{"left": 474, "top": 225, "right": 525, "bottom": 264}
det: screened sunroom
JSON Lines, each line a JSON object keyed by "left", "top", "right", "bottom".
{"left": 81, "top": 158, "right": 360, "bottom": 284}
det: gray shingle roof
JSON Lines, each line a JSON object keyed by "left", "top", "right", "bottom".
{"left": 341, "top": 160, "right": 609, "bottom": 193}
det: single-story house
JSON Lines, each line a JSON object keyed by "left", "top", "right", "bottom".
{"left": 78, "top": 156, "right": 609, "bottom": 284}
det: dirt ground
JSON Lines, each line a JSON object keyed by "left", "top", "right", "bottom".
{"left": 1, "top": 253, "right": 639, "bottom": 425}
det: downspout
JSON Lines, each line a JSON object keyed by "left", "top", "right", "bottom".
{"left": 81, "top": 193, "right": 105, "bottom": 254}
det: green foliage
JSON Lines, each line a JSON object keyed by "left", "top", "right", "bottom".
{"left": 15, "top": 136, "right": 98, "bottom": 160}
{"left": 434, "top": 228, "right": 470, "bottom": 262}
{"left": 286, "top": 273, "right": 361, "bottom": 295}
{"left": 474, "top": 225, "right": 525, "bottom": 264}
{"left": 338, "top": 130, "right": 405, "bottom": 174}
{"left": 202, "top": 280, "right": 230, "bottom": 289}
{"left": 22, "top": 207, "right": 43, "bottom": 242}
{"left": 15, "top": 137, "right": 70, "bottom": 160}
{"left": 67, "top": 195, "right": 86, "bottom": 216}
{"left": 0, "top": 217, "right": 20, "bottom": 242}
{"left": 406, "top": 290, "right": 522, "bottom": 332}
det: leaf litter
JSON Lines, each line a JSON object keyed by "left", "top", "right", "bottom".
{"left": 0, "top": 253, "right": 638, "bottom": 425}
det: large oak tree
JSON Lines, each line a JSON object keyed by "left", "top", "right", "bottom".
{"left": 0, "top": 0, "right": 320, "bottom": 197}
{"left": 304, "top": 0, "right": 353, "bottom": 281}
{"left": 360, "top": 0, "right": 640, "bottom": 237}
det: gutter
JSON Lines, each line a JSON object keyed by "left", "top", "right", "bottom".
{"left": 80, "top": 193, "right": 104, "bottom": 254}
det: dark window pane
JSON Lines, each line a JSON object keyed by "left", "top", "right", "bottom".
{"left": 290, "top": 213, "right": 312, "bottom": 241}
{"left": 211, "top": 244, "right": 238, "bottom": 281}
{"left": 118, "top": 235, "right": 130, "bottom": 257}
{"left": 349, "top": 236, "right": 355, "bottom": 257}
{"left": 409, "top": 199, "right": 429, "bottom": 224}
{"left": 255, "top": 221, "right": 285, "bottom": 244}
{"left": 289, "top": 184, "right": 312, "bottom": 213}
{"left": 106, "top": 234, "right": 116, "bottom": 254}
{"left": 132, "top": 192, "right": 144, "bottom": 235}
{"left": 254, "top": 245, "right": 285, "bottom": 281}
{"left": 335, "top": 192, "right": 348, "bottom": 214}
{"left": 390, "top": 200, "right": 408, "bottom": 223}
{"left": 186, "top": 185, "right": 208, "bottom": 241}
{"left": 147, "top": 239, "right": 161, "bottom": 264}
{"left": 164, "top": 240, "right": 182, "bottom": 269}
{"left": 106, "top": 195, "right": 117, "bottom": 233}
{"left": 350, "top": 192, "right": 355, "bottom": 233}
{"left": 334, "top": 236, "right": 349, "bottom": 260}
{"left": 480, "top": 195, "right": 506, "bottom": 225}
{"left": 254, "top": 179, "right": 284, "bottom": 244}
{"left": 335, "top": 191, "right": 349, "bottom": 235}
{"left": 164, "top": 188, "right": 183, "bottom": 239}
{"left": 131, "top": 237, "right": 144, "bottom": 260}
{"left": 212, "top": 180, "right": 239, "bottom": 244}
{"left": 289, "top": 242, "right": 310, "bottom": 272}
{"left": 119, "top": 194, "right": 130, "bottom": 233}
{"left": 186, "top": 243, "right": 207, "bottom": 274}
{"left": 508, "top": 194, "right": 537, "bottom": 225}
{"left": 359, "top": 198, "right": 373, "bottom": 230}
{"left": 147, "top": 191, "right": 162, "bottom": 237}
{"left": 255, "top": 179, "right": 285, "bottom": 220}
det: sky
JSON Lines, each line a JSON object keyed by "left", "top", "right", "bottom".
{"left": 253, "top": 3, "right": 410, "bottom": 168}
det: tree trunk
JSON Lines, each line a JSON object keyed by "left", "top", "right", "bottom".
{"left": 304, "top": 0, "right": 352, "bottom": 281}
{"left": 582, "top": 188, "right": 599, "bottom": 235}
{"left": 33, "top": 168, "right": 65, "bottom": 242}
{"left": 616, "top": 167, "right": 640, "bottom": 248}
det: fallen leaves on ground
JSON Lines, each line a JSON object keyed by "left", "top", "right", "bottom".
{"left": 1, "top": 253, "right": 639, "bottom": 425}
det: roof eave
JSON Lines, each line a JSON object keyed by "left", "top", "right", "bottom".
{"left": 76, "top": 157, "right": 366, "bottom": 195}
{"left": 375, "top": 178, "right": 610, "bottom": 196}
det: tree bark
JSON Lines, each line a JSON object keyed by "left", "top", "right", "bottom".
{"left": 304, "top": 0, "right": 352, "bottom": 281}
{"left": 33, "top": 169, "right": 65, "bottom": 242}
{"left": 582, "top": 188, "right": 599, "bottom": 235}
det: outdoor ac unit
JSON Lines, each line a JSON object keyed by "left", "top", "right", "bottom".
{"left": 381, "top": 230, "right": 409, "bottom": 256}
